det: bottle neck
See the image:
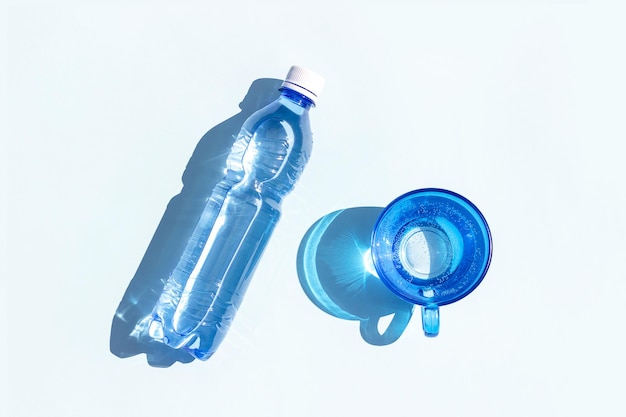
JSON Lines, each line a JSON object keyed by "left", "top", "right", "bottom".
{"left": 279, "top": 87, "right": 315, "bottom": 110}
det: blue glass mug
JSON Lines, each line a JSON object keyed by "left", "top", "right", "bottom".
{"left": 371, "top": 188, "right": 492, "bottom": 337}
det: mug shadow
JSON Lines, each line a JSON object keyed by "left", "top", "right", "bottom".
{"left": 296, "top": 207, "right": 415, "bottom": 346}
{"left": 110, "top": 78, "right": 283, "bottom": 367}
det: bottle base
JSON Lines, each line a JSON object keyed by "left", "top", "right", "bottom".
{"left": 148, "top": 316, "right": 220, "bottom": 361}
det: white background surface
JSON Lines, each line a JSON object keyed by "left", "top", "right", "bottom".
{"left": 4, "top": 1, "right": 626, "bottom": 416}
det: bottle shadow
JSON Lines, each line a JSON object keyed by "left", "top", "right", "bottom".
{"left": 110, "top": 78, "right": 283, "bottom": 367}
{"left": 296, "top": 207, "right": 415, "bottom": 346}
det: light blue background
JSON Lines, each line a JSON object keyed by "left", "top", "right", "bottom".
{"left": 3, "top": 1, "right": 626, "bottom": 416}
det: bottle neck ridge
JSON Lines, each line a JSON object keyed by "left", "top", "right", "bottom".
{"left": 279, "top": 87, "right": 315, "bottom": 110}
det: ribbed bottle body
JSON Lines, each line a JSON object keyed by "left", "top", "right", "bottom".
{"left": 149, "top": 92, "right": 313, "bottom": 359}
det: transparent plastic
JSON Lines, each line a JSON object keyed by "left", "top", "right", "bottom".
{"left": 148, "top": 74, "right": 320, "bottom": 360}
{"left": 371, "top": 188, "right": 492, "bottom": 337}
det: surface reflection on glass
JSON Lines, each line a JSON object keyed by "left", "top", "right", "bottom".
{"left": 297, "top": 207, "right": 415, "bottom": 346}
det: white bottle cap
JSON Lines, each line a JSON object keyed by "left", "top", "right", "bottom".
{"left": 281, "top": 65, "right": 325, "bottom": 103}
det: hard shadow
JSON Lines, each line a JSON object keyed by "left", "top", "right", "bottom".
{"left": 110, "top": 78, "right": 283, "bottom": 367}
{"left": 296, "top": 207, "right": 415, "bottom": 346}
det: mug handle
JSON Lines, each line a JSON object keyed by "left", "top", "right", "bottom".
{"left": 359, "top": 308, "right": 414, "bottom": 346}
{"left": 421, "top": 305, "right": 440, "bottom": 337}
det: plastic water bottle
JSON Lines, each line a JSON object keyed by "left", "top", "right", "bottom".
{"left": 148, "top": 66, "right": 324, "bottom": 360}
